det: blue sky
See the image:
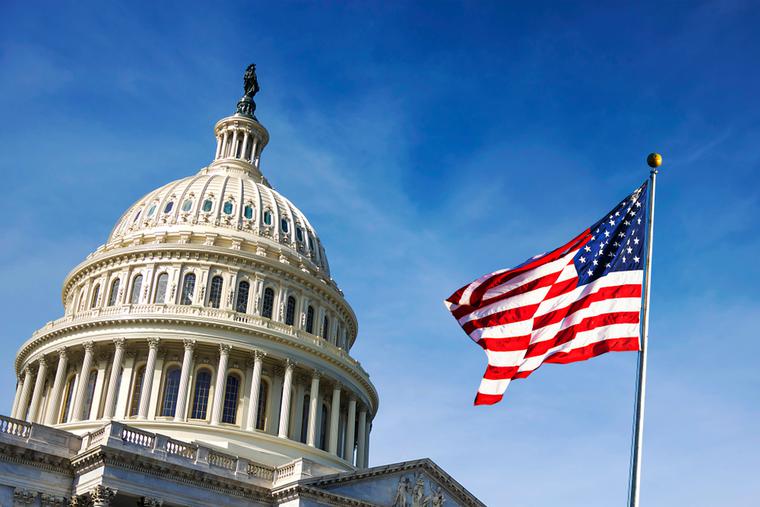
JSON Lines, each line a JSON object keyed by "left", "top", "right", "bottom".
{"left": 1, "top": 1, "right": 758, "bottom": 505}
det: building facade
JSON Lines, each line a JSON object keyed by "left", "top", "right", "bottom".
{"left": 0, "top": 68, "right": 484, "bottom": 507}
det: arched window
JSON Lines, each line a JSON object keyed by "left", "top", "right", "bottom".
{"left": 261, "top": 287, "right": 274, "bottom": 319}
{"left": 130, "top": 275, "right": 143, "bottom": 304}
{"left": 81, "top": 370, "right": 98, "bottom": 420}
{"left": 223, "top": 201, "right": 234, "bottom": 215}
{"left": 202, "top": 199, "right": 213, "bottom": 212}
{"left": 129, "top": 366, "right": 145, "bottom": 417}
{"left": 155, "top": 273, "right": 168, "bottom": 304}
{"left": 78, "top": 287, "right": 87, "bottom": 311}
{"left": 221, "top": 374, "right": 240, "bottom": 424}
{"left": 263, "top": 210, "right": 273, "bottom": 226}
{"left": 319, "top": 403, "right": 329, "bottom": 450}
{"left": 90, "top": 284, "right": 100, "bottom": 309}
{"left": 300, "top": 394, "right": 310, "bottom": 443}
{"left": 147, "top": 204, "right": 157, "bottom": 217}
{"left": 160, "top": 367, "right": 182, "bottom": 417}
{"left": 191, "top": 369, "right": 212, "bottom": 419}
{"left": 164, "top": 201, "right": 174, "bottom": 213}
{"left": 281, "top": 218, "right": 290, "bottom": 234}
{"left": 60, "top": 376, "right": 76, "bottom": 423}
{"left": 244, "top": 205, "right": 254, "bottom": 220}
{"left": 236, "top": 281, "right": 250, "bottom": 313}
{"left": 180, "top": 273, "right": 196, "bottom": 305}
{"left": 306, "top": 306, "right": 315, "bottom": 334}
{"left": 322, "top": 315, "right": 330, "bottom": 340}
{"left": 285, "top": 296, "right": 296, "bottom": 325}
{"left": 256, "top": 379, "right": 269, "bottom": 430}
{"left": 296, "top": 227, "right": 304, "bottom": 242}
{"left": 208, "top": 275, "right": 223, "bottom": 308}
{"left": 181, "top": 198, "right": 193, "bottom": 212}
{"left": 107, "top": 279, "right": 120, "bottom": 306}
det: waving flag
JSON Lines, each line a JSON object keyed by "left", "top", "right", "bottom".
{"left": 445, "top": 181, "right": 649, "bottom": 405}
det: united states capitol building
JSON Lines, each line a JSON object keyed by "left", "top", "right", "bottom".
{"left": 0, "top": 66, "right": 484, "bottom": 507}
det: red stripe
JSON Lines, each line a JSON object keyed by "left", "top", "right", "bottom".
{"left": 478, "top": 334, "right": 531, "bottom": 352}
{"left": 451, "top": 271, "right": 560, "bottom": 320}
{"left": 544, "top": 274, "right": 578, "bottom": 300}
{"left": 483, "top": 364, "right": 519, "bottom": 380}
{"left": 474, "top": 392, "right": 503, "bottom": 406}
{"left": 533, "top": 284, "right": 642, "bottom": 330}
{"left": 511, "top": 337, "right": 639, "bottom": 380}
{"left": 462, "top": 303, "right": 539, "bottom": 335}
{"left": 525, "top": 311, "right": 640, "bottom": 358}
{"left": 467, "top": 230, "right": 591, "bottom": 306}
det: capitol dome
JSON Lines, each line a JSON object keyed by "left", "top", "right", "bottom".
{"left": 9, "top": 68, "right": 377, "bottom": 473}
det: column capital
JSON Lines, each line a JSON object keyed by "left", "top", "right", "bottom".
{"left": 284, "top": 358, "right": 296, "bottom": 371}
{"left": 83, "top": 341, "right": 95, "bottom": 352}
{"left": 183, "top": 339, "right": 197, "bottom": 351}
{"left": 147, "top": 337, "right": 161, "bottom": 349}
{"left": 332, "top": 381, "right": 342, "bottom": 392}
{"left": 90, "top": 485, "right": 117, "bottom": 505}
{"left": 37, "top": 356, "right": 48, "bottom": 368}
{"left": 139, "top": 496, "right": 164, "bottom": 507}
{"left": 251, "top": 349, "right": 266, "bottom": 361}
{"left": 23, "top": 365, "right": 33, "bottom": 375}
{"left": 219, "top": 343, "right": 232, "bottom": 355}
{"left": 113, "top": 337, "right": 126, "bottom": 349}
{"left": 56, "top": 347, "right": 68, "bottom": 359}
{"left": 311, "top": 369, "right": 322, "bottom": 379}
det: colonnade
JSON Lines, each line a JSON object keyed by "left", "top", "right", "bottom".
{"left": 215, "top": 123, "right": 262, "bottom": 168}
{"left": 10, "top": 338, "right": 373, "bottom": 468}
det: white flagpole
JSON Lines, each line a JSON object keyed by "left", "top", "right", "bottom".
{"left": 628, "top": 152, "right": 661, "bottom": 507}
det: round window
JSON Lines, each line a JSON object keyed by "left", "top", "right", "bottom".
{"left": 244, "top": 205, "right": 254, "bottom": 220}
{"left": 202, "top": 199, "right": 213, "bottom": 212}
{"left": 223, "top": 201, "right": 234, "bottom": 215}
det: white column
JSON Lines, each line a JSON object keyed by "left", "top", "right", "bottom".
{"left": 102, "top": 338, "right": 126, "bottom": 419}
{"left": 364, "top": 420, "right": 371, "bottom": 468}
{"left": 45, "top": 349, "right": 68, "bottom": 425}
{"left": 231, "top": 130, "right": 239, "bottom": 158}
{"left": 277, "top": 359, "right": 295, "bottom": 438}
{"left": 221, "top": 130, "right": 229, "bottom": 158}
{"left": 210, "top": 344, "right": 231, "bottom": 425}
{"left": 174, "top": 339, "right": 195, "bottom": 422}
{"left": 27, "top": 357, "right": 49, "bottom": 422}
{"left": 344, "top": 397, "right": 357, "bottom": 463}
{"left": 71, "top": 342, "right": 95, "bottom": 422}
{"left": 137, "top": 338, "right": 160, "bottom": 420}
{"left": 215, "top": 134, "right": 222, "bottom": 159}
{"left": 306, "top": 371, "right": 320, "bottom": 446}
{"left": 10, "top": 379, "right": 22, "bottom": 419}
{"left": 15, "top": 367, "right": 33, "bottom": 420}
{"left": 328, "top": 383, "right": 342, "bottom": 455}
{"left": 245, "top": 350, "right": 264, "bottom": 431}
{"left": 356, "top": 407, "right": 367, "bottom": 468}
{"left": 241, "top": 132, "right": 250, "bottom": 161}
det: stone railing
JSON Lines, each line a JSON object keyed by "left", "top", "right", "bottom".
{"left": 30, "top": 303, "right": 367, "bottom": 375}
{"left": 0, "top": 415, "right": 31, "bottom": 438}
{"left": 83, "top": 421, "right": 280, "bottom": 487}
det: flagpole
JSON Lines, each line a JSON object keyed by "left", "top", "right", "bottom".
{"left": 628, "top": 152, "right": 661, "bottom": 507}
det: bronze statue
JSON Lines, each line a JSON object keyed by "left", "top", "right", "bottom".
{"left": 243, "top": 64, "right": 260, "bottom": 98}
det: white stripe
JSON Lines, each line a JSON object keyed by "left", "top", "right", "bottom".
{"left": 480, "top": 251, "right": 576, "bottom": 302}
{"left": 470, "top": 319, "right": 533, "bottom": 341}
{"left": 517, "top": 322, "right": 640, "bottom": 373}
{"left": 459, "top": 268, "right": 511, "bottom": 306}
{"left": 457, "top": 285, "right": 550, "bottom": 325}
{"left": 478, "top": 377, "right": 511, "bottom": 396}
{"left": 485, "top": 348, "right": 529, "bottom": 367}
{"left": 530, "top": 297, "right": 642, "bottom": 344}
{"left": 533, "top": 270, "right": 643, "bottom": 318}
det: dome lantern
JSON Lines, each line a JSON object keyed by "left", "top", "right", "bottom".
{"left": 210, "top": 64, "right": 270, "bottom": 179}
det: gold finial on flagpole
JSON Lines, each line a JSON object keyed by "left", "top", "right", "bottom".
{"left": 647, "top": 152, "right": 662, "bottom": 169}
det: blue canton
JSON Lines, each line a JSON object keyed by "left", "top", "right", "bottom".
{"left": 573, "top": 181, "right": 649, "bottom": 286}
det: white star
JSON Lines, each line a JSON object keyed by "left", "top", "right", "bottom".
{"left": 629, "top": 210, "right": 636, "bottom": 216}
{"left": 604, "top": 230, "right": 610, "bottom": 237}
{"left": 606, "top": 263, "right": 611, "bottom": 268}
{"left": 626, "top": 247, "right": 633, "bottom": 254}
{"left": 615, "top": 211, "right": 620, "bottom": 216}
{"left": 637, "top": 218, "right": 642, "bottom": 225}
{"left": 634, "top": 256, "right": 640, "bottom": 263}
{"left": 609, "top": 220, "right": 615, "bottom": 227}
{"left": 636, "top": 202, "right": 642, "bottom": 208}
{"left": 619, "top": 232, "right": 626, "bottom": 238}
{"left": 593, "top": 259, "right": 598, "bottom": 266}
{"left": 579, "top": 256, "right": 586, "bottom": 263}
{"left": 587, "top": 269, "right": 593, "bottom": 276}
{"left": 622, "top": 256, "right": 627, "bottom": 262}
{"left": 584, "top": 245, "right": 591, "bottom": 252}
{"left": 624, "top": 220, "right": 630, "bottom": 226}
{"left": 633, "top": 238, "right": 639, "bottom": 245}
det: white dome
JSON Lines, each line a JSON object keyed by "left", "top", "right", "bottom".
{"left": 108, "top": 165, "right": 331, "bottom": 276}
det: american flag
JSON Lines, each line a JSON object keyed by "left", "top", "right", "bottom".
{"left": 445, "top": 181, "right": 649, "bottom": 405}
